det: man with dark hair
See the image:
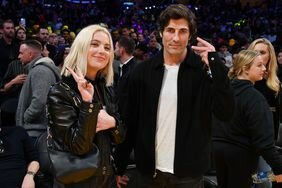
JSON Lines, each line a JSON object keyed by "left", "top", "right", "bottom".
{"left": 114, "top": 4, "right": 234, "bottom": 188}
{"left": 37, "top": 27, "right": 49, "bottom": 44}
{"left": 114, "top": 36, "right": 136, "bottom": 124}
{"left": 0, "top": 19, "right": 19, "bottom": 82}
{"left": 60, "top": 28, "right": 71, "bottom": 45}
{"left": 37, "top": 26, "right": 61, "bottom": 66}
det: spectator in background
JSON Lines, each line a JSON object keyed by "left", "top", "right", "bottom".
{"left": 248, "top": 38, "right": 281, "bottom": 188}
{"left": 41, "top": 42, "right": 50, "bottom": 57}
{"left": 121, "top": 26, "right": 131, "bottom": 38}
{"left": 48, "top": 33, "right": 58, "bottom": 46}
{"left": 130, "top": 31, "right": 138, "bottom": 45}
{"left": 16, "top": 39, "right": 60, "bottom": 138}
{"left": 111, "top": 29, "right": 120, "bottom": 45}
{"left": 137, "top": 33, "right": 145, "bottom": 46}
{"left": 147, "top": 35, "right": 161, "bottom": 58}
{"left": 217, "top": 42, "right": 233, "bottom": 68}
{"left": 249, "top": 38, "right": 281, "bottom": 141}
{"left": 60, "top": 28, "right": 72, "bottom": 45}
{"left": 133, "top": 42, "right": 148, "bottom": 63}
{"left": 37, "top": 27, "right": 49, "bottom": 44}
{"left": 0, "top": 125, "right": 39, "bottom": 188}
{"left": 55, "top": 45, "right": 70, "bottom": 70}
{"left": 113, "top": 36, "right": 136, "bottom": 122}
{"left": 277, "top": 49, "right": 282, "bottom": 83}
{"left": 15, "top": 26, "right": 26, "bottom": 43}
{"left": 0, "top": 19, "right": 19, "bottom": 82}
{"left": 0, "top": 57, "right": 27, "bottom": 126}
{"left": 16, "top": 40, "right": 60, "bottom": 187}
{"left": 213, "top": 50, "right": 282, "bottom": 188}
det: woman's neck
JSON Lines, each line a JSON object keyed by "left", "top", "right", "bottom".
{"left": 86, "top": 71, "right": 97, "bottom": 81}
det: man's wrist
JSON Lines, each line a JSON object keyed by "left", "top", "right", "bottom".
{"left": 26, "top": 171, "right": 36, "bottom": 177}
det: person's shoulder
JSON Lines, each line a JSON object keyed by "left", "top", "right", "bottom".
{"left": 32, "top": 58, "right": 61, "bottom": 77}
{"left": 49, "top": 81, "right": 69, "bottom": 94}
{"left": 243, "top": 85, "right": 267, "bottom": 105}
{"left": 49, "top": 77, "right": 77, "bottom": 97}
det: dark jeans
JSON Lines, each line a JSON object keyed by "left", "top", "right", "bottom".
{"left": 30, "top": 136, "right": 54, "bottom": 188}
{"left": 135, "top": 170, "right": 204, "bottom": 188}
{"left": 54, "top": 174, "right": 115, "bottom": 188}
{"left": 213, "top": 141, "right": 258, "bottom": 188}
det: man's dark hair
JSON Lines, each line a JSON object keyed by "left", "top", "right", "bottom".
{"left": 61, "top": 28, "right": 70, "bottom": 35}
{"left": 158, "top": 4, "right": 197, "bottom": 39}
{"left": 118, "top": 36, "right": 136, "bottom": 55}
{"left": 21, "top": 39, "right": 42, "bottom": 51}
{"left": 2, "top": 19, "right": 14, "bottom": 27}
{"left": 37, "top": 26, "right": 48, "bottom": 33}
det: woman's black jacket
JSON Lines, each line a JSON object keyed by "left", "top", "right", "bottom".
{"left": 47, "top": 76, "right": 125, "bottom": 176}
{"left": 213, "top": 79, "right": 282, "bottom": 174}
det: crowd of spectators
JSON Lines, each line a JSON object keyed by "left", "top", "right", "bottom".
{"left": 0, "top": 0, "right": 281, "bottom": 54}
{"left": 0, "top": 1, "right": 282, "bottom": 187}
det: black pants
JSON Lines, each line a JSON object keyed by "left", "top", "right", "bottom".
{"left": 30, "top": 137, "right": 54, "bottom": 188}
{"left": 135, "top": 170, "right": 204, "bottom": 188}
{"left": 213, "top": 141, "right": 258, "bottom": 188}
{"left": 54, "top": 174, "right": 115, "bottom": 188}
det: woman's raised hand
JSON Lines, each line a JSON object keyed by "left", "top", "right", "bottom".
{"left": 66, "top": 66, "right": 94, "bottom": 102}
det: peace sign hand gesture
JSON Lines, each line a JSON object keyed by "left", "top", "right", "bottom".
{"left": 191, "top": 37, "right": 216, "bottom": 66}
{"left": 66, "top": 67, "right": 94, "bottom": 102}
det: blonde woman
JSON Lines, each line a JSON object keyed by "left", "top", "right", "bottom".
{"left": 47, "top": 24, "right": 125, "bottom": 187}
{"left": 213, "top": 50, "right": 282, "bottom": 188}
{"left": 248, "top": 38, "right": 281, "bottom": 188}
{"left": 248, "top": 38, "right": 280, "bottom": 139}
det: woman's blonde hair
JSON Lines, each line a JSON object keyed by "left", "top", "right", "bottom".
{"left": 228, "top": 50, "right": 261, "bottom": 79}
{"left": 247, "top": 38, "right": 279, "bottom": 93}
{"left": 61, "top": 24, "right": 114, "bottom": 86}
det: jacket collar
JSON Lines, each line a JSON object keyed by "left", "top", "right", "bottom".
{"left": 25, "top": 56, "right": 43, "bottom": 71}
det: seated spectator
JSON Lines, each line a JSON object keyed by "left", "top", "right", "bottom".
{"left": 0, "top": 125, "right": 39, "bottom": 188}
{"left": 217, "top": 42, "right": 233, "bottom": 68}
{"left": 133, "top": 43, "right": 148, "bottom": 63}
{"left": 0, "top": 58, "right": 27, "bottom": 126}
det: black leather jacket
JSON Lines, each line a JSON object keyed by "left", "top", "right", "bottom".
{"left": 47, "top": 76, "right": 125, "bottom": 176}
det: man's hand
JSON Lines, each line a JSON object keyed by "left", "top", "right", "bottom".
{"left": 116, "top": 175, "right": 129, "bottom": 188}
{"left": 191, "top": 37, "right": 216, "bottom": 66}
{"left": 12, "top": 74, "right": 27, "bottom": 84}
{"left": 275, "top": 174, "right": 282, "bottom": 183}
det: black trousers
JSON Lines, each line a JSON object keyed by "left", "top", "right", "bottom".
{"left": 213, "top": 141, "right": 259, "bottom": 188}
{"left": 135, "top": 170, "right": 204, "bottom": 188}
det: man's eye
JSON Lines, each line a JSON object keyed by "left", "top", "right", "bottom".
{"left": 166, "top": 28, "right": 174, "bottom": 33}
{"left": 180, "top": 29, "right": 189, "bottom": 34}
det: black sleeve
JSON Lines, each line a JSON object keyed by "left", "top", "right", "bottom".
{"left": 209, "top": 52, "right": 234, "bottom": 121}
{"left": 47, "top": 83, "right": 101, "bottom": 155}
{"left": 113, "top": 65, "right": 141, "bottom": 175}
